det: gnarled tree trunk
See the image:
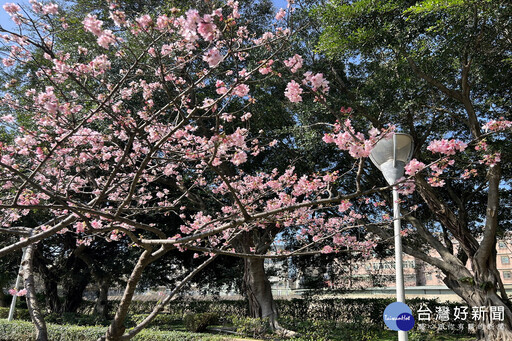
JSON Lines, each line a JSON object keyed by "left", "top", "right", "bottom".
{"left": 94, "top": 277, "right": 111, "bottom": 320}
{"left": 243, "top": 256, "right": 279, "bottom": 328}
{"left": 444, "top": 270, "right": 512, "bottom": 340}
{"left": 22, "top": 243, "right": 48, "bottom": 341}
{"left": 402, "top": 164, "right": 512, "bottom": 340}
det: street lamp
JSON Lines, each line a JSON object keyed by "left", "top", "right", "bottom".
{"left": 370, "top": 133, "right": 413, "bottom": 341}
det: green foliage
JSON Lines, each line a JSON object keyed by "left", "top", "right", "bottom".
{"left": 0, "top": 298, "right": 473, "bottom": 340}
{"left": 405, "top": 0, "right": 467, "bottom": 14}
{"left": 0, "top": 319, "right": 229, "bottom": 341}
{"left": 104, "top": 297, "right": 462, "bottom": 332}
{"left": 280, "top": 318, "right": 336, "bottom": 341}
{"left": 409, "top": 329, "right": 439, "bottom": 341}
{"left": 44, "top": 312, "right": 110, "bottom": 326}
{"left": 0, "top": 307, "right": 30, "bottom": 321}
{"left": 131, "top": 313, "right": 182, "bottom": 325}
{"left": 183, "top": 312, "right": 219, "bottom": 332}
{"left": 230, "top": 316, "right": 269, "bottom": 338}
{"left": 0, "top": 320, "right": 105, "bottom": 341}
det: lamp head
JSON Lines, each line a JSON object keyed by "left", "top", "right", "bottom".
{"left": 369, "top": 133, "right": 414, "bottom": 185}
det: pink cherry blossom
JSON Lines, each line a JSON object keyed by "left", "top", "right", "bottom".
{"left": 259, "top": 59, "right": 274, "bottom": 74}
{"left": 241, "top": 112, "right": 252, "bottom": 121}
{"left": 427, "top": 177, "right": 445, "bottom": 187}
{"left": 483, "top": 118, "right": 512, "bottom": 132}
{"left": 427, "top": 139, "right": 467, "bottom": 155}
{"left": 203, "top": 48, "right": 223, "bottom": 68}
{"left": 321, "top": 245, "right": 334, "bottom": 254}
{"left": 110, "top": 10, "right": 127, "bottom": 27}
{"left": 234, "top": 84, "right": 250, "bottom": 97}
{"left": 231, "top": 151, "right": 247, "bottom": 165}
{"left": 404, "top": 159, "right": 426, "bottom": 176}
{"left": 461, "top": 168, "right": 478, "bottom": 179}
{"left": 275, "top": 8, "right": 286, "bottom": 20}
{"left": 97, "top": 30, "right": 116, "bottom": 49}
{"left": 83, "top": 14, "right": 103, "bottom": 36}
{"left": 198, "top": 15, "right": 217, "bottom": 41}
{"left": 284, "top": 80, "right": 303, "bottom": 103}
{"left": 42, "top": 3, "right": 58, "bottom": 15}
{"left": 136, "top": 14, "right": 153, "bottom": 29}
{"left": 3, "top": 3, "right": 20, "bottom": 14}
{"left": 479, "top": 153, "right": 501, "bottom": 166}
{"left": 397, "top": 178, "right": 416, "bottom": 195}
{"left": 322, "top": 120, "right": 387, "bottom": 158}
{"left": 338, "top": 200, "right": 352, "bottom": 212}
{"left": 2, "top": 58, "right": 15, "bottom": 67}
{"left": 303, "top": 71, "right": 329, "bottom": 93}
{"left": 284, "top": 54, "right": 303, "bottom": 73}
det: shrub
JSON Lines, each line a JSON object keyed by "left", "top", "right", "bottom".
{"left": 44, "top": 312, "right": 110, "bottom": 326}
{"left": 183, "top": 312, "right": 219, "bottom": 332}
{"left": 0, "top": 319, "right": 230, "bottom": 341}
{"left": 0, "top": 319, "right": 105, "bottom": 341}
{"left": 0, "top": 306, "right": 30, "bottom": 321}
{"left": 230, "top": 316, "right": 269, "bottom": 338}
{"left": 129, "top": 313, "right": 182, "bottom": 330}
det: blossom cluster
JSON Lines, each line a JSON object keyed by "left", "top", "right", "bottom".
{"left": 9, "top": 288, "right": 27, "bottom": 296}
{"left": 322, "top": 119, "right": 393, "bottom": 158}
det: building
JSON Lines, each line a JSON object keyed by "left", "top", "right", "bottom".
{"left": 277, "top": 239, "right": 512, "bottom": 299}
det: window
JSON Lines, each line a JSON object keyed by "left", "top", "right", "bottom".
{"left": 501, "top": 256, "right": 510, "bottom": 265}
{"left": 499, "top": 241, "right": 506, "bottom": 249}
{"left": 404, "top": 260, "right": 416, "bottom": 269}
{"left": 504, "top": 271, "right": 511, "bottom": 279}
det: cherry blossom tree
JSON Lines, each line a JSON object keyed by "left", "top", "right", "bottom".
{"left": 0, "top": 1, "right": 399, "bottom": 340}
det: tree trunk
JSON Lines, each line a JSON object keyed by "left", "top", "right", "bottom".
{"left": 99, "top": 246, "right": 173, "bottom": 341}
{"left": 444, "top": 271, "right": 512, "bottom": 341}
{"left": 41, "top": 276, "right": 60, "bottom": 313}
{"left": 0, "top": 289, "right": 5, "bottom": 307}
{"left": 94, "top": 277, "right": 111, "bottom": 320}
{"left": 22, "top": 243, "right": 48, "bottom": 341}
{"left": 102, "top": 250, "right": 153, "bottom": 341}
{"left": 243, "top": 257, "right": 279, "bottom": 329}
{"left": 62, "top": 272, "right": 88, "bottom": 313}
{"left": 34, "top": 247, "right": 61, "bottom": 313}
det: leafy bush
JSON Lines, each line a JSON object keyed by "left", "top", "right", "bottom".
{"left": 0, "top": 307, "right": 9, "bottom": 319}
{"left": 0, "top": 306, "right": 30, "bottom": 321}
{"left": 0, "top": 320, "right": 105, "bottom": 341}
{"left": 230, "top": 316, "right": 269, "bottom": 338}
{"left": 183, "top": 312, "right": 219, "bottom": 332}
{"left": 279, "top": 317, "right": 335, "bottom": 341}
{"left": 128, "top": 313, "right": 182, "bottom": 330}
{"left": 0, "top": 319, "right": 230, "bottom": 341}
{"left": 45, "top": 312, "right": 110, "bottom": 326}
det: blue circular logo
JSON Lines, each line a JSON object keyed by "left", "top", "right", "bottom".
{"left": 383, "top": 302, "right": 415, "bottom": 331}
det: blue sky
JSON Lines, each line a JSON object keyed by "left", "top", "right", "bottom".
{"left": 0, "top": 0, "right": 290, "bottom": 32}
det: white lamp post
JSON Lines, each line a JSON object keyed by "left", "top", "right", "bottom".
{"left": 8, "top": 247, "right": 27, "bottom": 321}
{"left": 370, "top": 133, "right": 413, "bottom": 341}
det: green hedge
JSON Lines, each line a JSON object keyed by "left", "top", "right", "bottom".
{"left": 97, "top": 297, "right": 458, "bottom": 327}
{"left": 0, "top": 319, "right": 231, "bottom": 341}
{"left": 0, "top": 307, "right": 31, "bottom": 321}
